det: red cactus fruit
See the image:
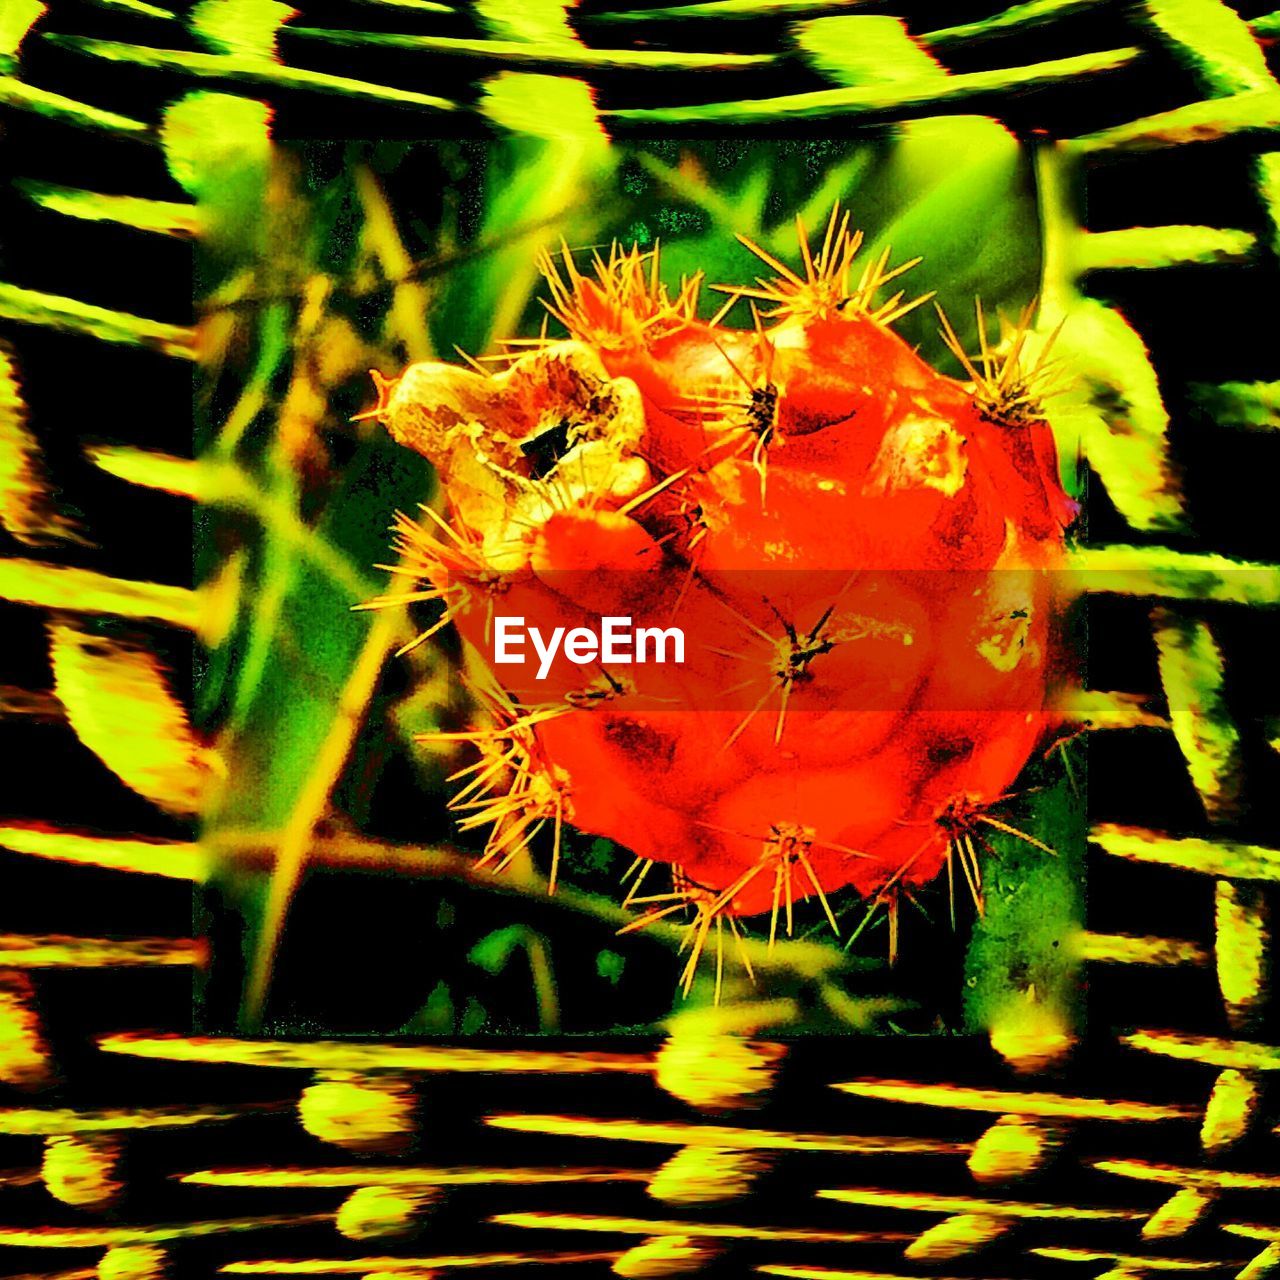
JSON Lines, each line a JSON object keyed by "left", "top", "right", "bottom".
{"left": 365, "top": 205, "right": 1075, "bottom": 980}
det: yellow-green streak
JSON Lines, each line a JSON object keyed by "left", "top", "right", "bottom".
{"left": 922, "top": 0, "right": 1100, "bottom": 45}
{"left": 818, "top": 1188, "right": 1141, "bottom": 1220}
{"left": 832, "top": 1079, "right": 1193, "bottom": 1121}
{"left": 183, "top": 1166, "right": 646, "bottom": 1188}
{"left": 606, "top": 48, "right": 1138, "bottom": 122}
{"left": 1033, "top": 1247, "right": 1233, "bottom": 1269}
{"left": 1070, "top": 545, "right": 1280, "bottom": 606}
{"left": 0, "top": 825, "right": 205, "bottom": 880}
{"left": 17, "top": 180, "right": 199, "bottom": 236}
{"left": 1076, "top": 931, "right": 1209, "bottom": 966}
{"left": 1152, "top": 608, "right": 1242, "bottom": 820}
{"left": 222, "top": 1255, "right": 617, "bottom": 1274}
{"left": 597, "top": 0, "right": 872, "bottom": 19}
{"left": 0, "top": 1103, "right": 272, "bottom": 1135}
{"left": 1093, "top": 824, "right": 1280, "bottom": 881}
{"left": 0, "top": 282, "right": 193, "bottom": 355}
{"left": 1072, "top": 89, "right": 1280, "bottom": 153}
{"left": 1191, "top": 380, "right": 1280, "bottom": 429}
{"left": 487, "top": 1113, "right": 966, "bottom": 1154}
{"left": 1097, "top": 1158, "right": 1280, "bottom": 1190}
{"left": 0, "top": 1215, "right": 330, "bottom": 1246}
{"left": 0, "top": 559, "right": 202, "bottom": 630}
{"left": 1125, "top": 1029, "right": 1280, "bottom": 1071}
{"left": 290, "top": 25, "right": 773, "bottom": 69}
{"left": 492, "top": 1211, "right": 903, "bottom": 1242}
{"left": 100, "top": 1032, "right": 652, "bottom": 1074}
{"left": 44, "top": 35, "right": 456, "bottom": 112}
{"left": 0, "top": 76, "right": 149, "bottom": 133}
{"left": 1072, "top": 225, "right": 1255, "bottom": 270}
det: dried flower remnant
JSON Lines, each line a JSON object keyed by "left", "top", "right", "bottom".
{"left": 365, "top": 206, "right": 1076, "bottom": 989}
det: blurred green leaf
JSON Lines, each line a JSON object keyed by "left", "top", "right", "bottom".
{"left": 1190, "top": 379, "right": 1280, "bottom": 429}
{"left": 596, "top": 949, "right": 625, "bottom": 985}
{"left": 964, "top": 763, "right": 1085, "bottom": 1055}
{"left": 191, "top": 0, "right": 292, "bottom": 58}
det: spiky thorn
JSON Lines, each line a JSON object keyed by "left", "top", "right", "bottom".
{"left": 670, "top": 309, "right": 779, "bottom": 501}
{"left": 843, "top": 829, "right": 940, "bottom": 964}
{"left": 351, "top": 369, "right": 399, "bottom": 422}
{"left": 620, "top": 855, "right": 655, "bottom": 909}
{"left": 935, "top": 298, "right": 1069, "bottom": 426}
{"left": 453, "top": 344, "right": 496, "bottom": 377}
{"left": 698, "top": 820, "right": 855, "bottom": 950}
{"left": 713, "top": 202, "right": 933, "bottom": 327}
{"left": 710, "top": 591, "right": 856, "bottom": 750}
{"left": 563, "top": 669, "right": 636, "bottom": 711}
{"left": 536, "top": 239, "right": 702, "bottom": 348}
{"left": 936, "top": 794, "right": 1058, "bottom": 923}
{"left": 355, "top": 506, "right": 509, "bottom": 655}
{"left": 420, "top": 679, "right": 573, "bottom": 893}
{"left": 489, "top": 313, "right": 555, "bottom": 366}
{"left": 617, "top": 867, "right": 756, "bottom": 1003}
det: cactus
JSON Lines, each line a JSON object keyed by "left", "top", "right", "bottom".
{"left": 365, "top": 209, "right": 1076, "bottom": 980}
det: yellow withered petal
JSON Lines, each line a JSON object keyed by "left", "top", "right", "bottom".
{"left": 1141, "top": 1187, "right": 1216, "bottom": 1239}
{"left": 100, "top": 1243, "right": 167, "bottom": 1280}
{"left": 966, "top": 1116, "right": 1057, "bottom": 1183}
{"left": 335, "top": 1185, "right": 434, "bottom": 1241}
{"left": 41, "top": 1133, "right": 122, "bottom": 1208}
{"left": 0, "top": 339, "right": 78, "bottom": 545}
{"left": 1202, "top": 1068, "right": 1260, "bottom": 1153}
{"left": 1215, "top": 880, "right": 1270, "bottom": 1027}
{"left": 646, "top": 1145, "right": 767, "bottom": 1205}
{"left": 48, "top": 621, "right": 211, "bottom": 815}
{"left": 1237, "top": 1243, "right": 1280, "bottom": 1280}
{"left": 615, "top": 1234, "right": 719, "bottom": 1278}
{"left": 0, "top": 973, "right": 54, "bottom": 1090}
{"left": 905, "top": 1212, "right": 1009, "bottom": 1261}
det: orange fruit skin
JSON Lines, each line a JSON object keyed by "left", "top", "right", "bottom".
{"left": 405, "top": 279, "right": 1075, "bottom": 920}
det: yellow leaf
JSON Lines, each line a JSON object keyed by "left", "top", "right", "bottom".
{"left": 48, "top": 620, "right": 210, "bottom": 815}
